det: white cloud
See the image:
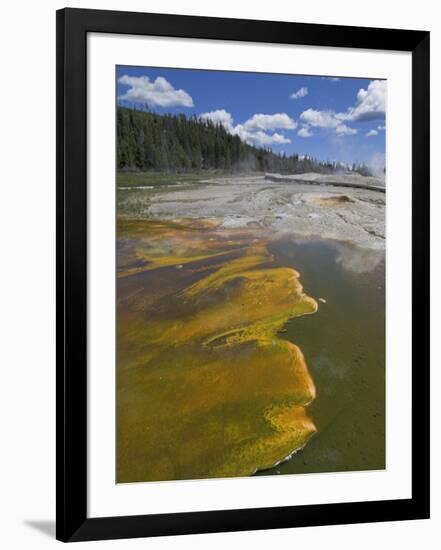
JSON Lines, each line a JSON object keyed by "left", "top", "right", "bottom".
{"left": 335, "top": 124, "right": 358, "bottom": 136}
{"left": 377, "top": 124, "right": 386, "bottom": 131}
{"left": 199, "top": 110, "right": 294, "bottom": 146}
{"left": 199, "top": 109, "right": 234, "bottom": 131}
{"left": 337, "top": 80, "right": 386, "bottom": 122}
{"left": 290, "top": 87, "right": 308, "bottom": 100}
{"left": 243, "top": 113, "right": 297, "bottom": 131}
{"left": 321, "top": 77, "right": 340, "bottom": 81}
{"left": 298, "top": 79, "right": 385, "bottom": 138}
{"left": 300, "top": 110, "right": 356, "bottom": 136}
{"left": 298, "top": 126, "right": 313, "bottom": 138}
{"left": 236, "top": 127, "right": 291, "bottom": 145}
{"left": 118, "top": 75, "right": 194, "bottom": 108}
{"left": 300, "top": 109, "right": 339, "bottom": 128}
{"left": 365, "top": 129, "right": 379, "bottom": 137}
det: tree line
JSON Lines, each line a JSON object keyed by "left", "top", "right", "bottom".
{"left": 117, "top": 106, "right": 371, "bottom": 176}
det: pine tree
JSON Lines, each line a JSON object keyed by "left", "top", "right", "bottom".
{"left": 116, "top": 106, "right": 372, "bottom": 176}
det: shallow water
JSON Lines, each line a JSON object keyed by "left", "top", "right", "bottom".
{"left": 116, "top": 220, "right": 385, "bottom": 482}
{"left": 257, "top": 237, "right": 385, "bottom": 475}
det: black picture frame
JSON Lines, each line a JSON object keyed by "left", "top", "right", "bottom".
{"left": 56, "top": 7, "right": 430, "bottom": 542}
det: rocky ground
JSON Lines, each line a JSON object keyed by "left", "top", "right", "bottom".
{"left": 118, "top": 173, "right": 386, "bottom": 250}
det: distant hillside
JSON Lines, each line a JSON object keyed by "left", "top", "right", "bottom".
{"left": 117, "top": 106, "right": 371, "bottom": 175}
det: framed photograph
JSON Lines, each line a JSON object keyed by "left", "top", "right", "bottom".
{"left": 56, "top": 8, "right": 430, "bottom": 542}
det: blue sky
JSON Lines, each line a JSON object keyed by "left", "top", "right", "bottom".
{"left": 116, "top": 66, "right": 386, "bottom": 170}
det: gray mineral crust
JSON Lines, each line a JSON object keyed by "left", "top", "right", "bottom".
{"left": 123, "top": 173, "right": 386, "bottom": 250}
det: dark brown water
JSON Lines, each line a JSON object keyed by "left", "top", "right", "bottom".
{"left": 256, "top": 237, "right": 385, "bottom": 475}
